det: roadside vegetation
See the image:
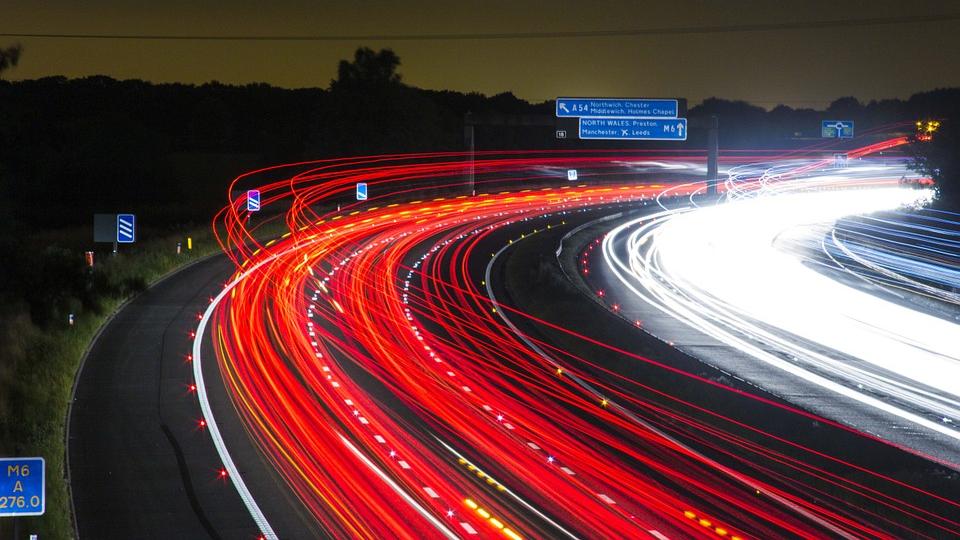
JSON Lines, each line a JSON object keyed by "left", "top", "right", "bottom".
{"left": 0, "top": 226, "right": 221, "bottom": 538}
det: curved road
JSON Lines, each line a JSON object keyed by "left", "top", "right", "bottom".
{"left": 69, "top": 147, "right": 960, "bottom": 539}
{"left": 68, "top": 254, "right": 319, "bottom": 539}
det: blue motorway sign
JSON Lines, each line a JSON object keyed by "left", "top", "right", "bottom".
{"left": 822, "top": 120, "right": 854, "bottom": 139}
{"left": 356, "top": 182, "right": 368, "bottom": 201}
{"left": 579, "top": 117, "right": 688, "bottom": 141}
{"left": 247, "top": 189, "right": 261, "bottom": 212}
{"left": 116, "top": 214, "right": 136, "bottom": 244}
{"left": 557, "top": 98, "right": 678, "bottom": 118}
{"left": 0, "top": 457, "right": 44, "bottom": 516}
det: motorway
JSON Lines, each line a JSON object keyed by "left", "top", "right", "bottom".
{"left": 71, "top": 146, "right": 960, "bottom": 538}
{"left": 593, "top": 158, "right": 960, "bottom": 464}
{"left": 69, "top": 255, "right": 259, "bottom": 538}
{"left": 69, "top": 255, "right": 325, "bottom": 538}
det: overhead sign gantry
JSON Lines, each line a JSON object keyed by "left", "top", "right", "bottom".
{"left": 556, "top": 96, "right": 687, "bottom": 141}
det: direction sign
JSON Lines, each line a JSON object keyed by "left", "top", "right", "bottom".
{"left": 557, "top": 98, "right": 678, "bottom": 118}
{"left": 356, "top": 182, "right": 368, "bottom": 201}
{"left": 116, "top": 214, "right": 136, "bottom": 244}
{"left": 579, "top": 117, "right": 688, "bottom": 141}
{"left": 247, "top": 189, "right": 261, "bottom": 212}
{"left": 821, "top": 120, "right": 854, "bottom": 139}
{"left": 0, "top": 457, "right": 45, "bottom": 517}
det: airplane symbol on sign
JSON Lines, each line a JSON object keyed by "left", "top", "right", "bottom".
{"left": 621, "top": 129, "right": 628, "bottom": 136}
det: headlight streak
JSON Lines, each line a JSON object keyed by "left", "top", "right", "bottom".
{"left": 602, "top": 156, "right": 960, "bottom": 446}
{"left": 825, "top": 211, "right": 960, "bottom": 306}
{"left": 194, "top": 146, "right": 960, "bottom": 539}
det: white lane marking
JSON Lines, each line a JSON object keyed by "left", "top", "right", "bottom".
{"left": 195, "top": 264, "right": 278, "bottom": 539}
{"left": 460, "top": 522, "right": 478, "bottom": 535}
{"left": 436, "top": 438, "right": 580, "bottom": 540}
{"left": 339, "top": 434, "right": 458, "bottom": 539}
{"left": 423, "top": 487, "right": 439, "bottom": 498}
{"left": 598, "top": 493, "right": 616, "bottom": 505}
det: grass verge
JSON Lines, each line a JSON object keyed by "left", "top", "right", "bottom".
{"left": 0, "top": 226, "right": 223, "bottom": 539}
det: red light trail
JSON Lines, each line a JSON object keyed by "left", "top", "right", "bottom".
{"left": 194, "top": 146, "right": 959, "bottom": 539}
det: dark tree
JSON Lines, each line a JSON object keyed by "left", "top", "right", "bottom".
{"left": 909, "top": 121, "right": 960, "bottom": 210}
{"left": 331, "top": 47, "right": 402, "bottom": 91}
{"left": 0, "top": 44, "right": 21, "bottom": 78}
{"left": 309, "top": 47, "right": 448, "bottom": 156}
{"left": 826, "top": 96, "right": 863, "bottom": 118}
{"left": 688, "top": 98, "right": 769, "bottom": 146}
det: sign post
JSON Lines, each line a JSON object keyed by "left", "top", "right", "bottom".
{"left": 821, "top": 120, "right": 854, "bottom": 139}
{"left": 464, "top": 113, "right": 476, "bottom": 196}
{"left": 116, "top": 214, "right": 136, "bottom": 245}
{"left": 246, "top": 190, "right": 261, "bottom": 212}
{"left": 94, "top": 213, "right": 117, "bottom": 256}
{"left": 579, "top": 117, "right": 688, "bottom": 141}
{"left": 356, "top": 183, "right": 368, "bottom": 201}
{"left": 556, "top": 96, "right": 688, "bottom": 142}
{"left": 556, "top": 98, "right": 679, "bottom": 118}
{"left": 0, "top": 457, "right": 45, "bottom": 517}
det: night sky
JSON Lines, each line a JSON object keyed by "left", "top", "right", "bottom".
{"left": 4, "top": 0, "right": 960, "bottom": 108}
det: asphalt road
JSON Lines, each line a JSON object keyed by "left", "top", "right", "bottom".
{"left": 68, "top": 193, "right": 960, "bottom": 538}
{"left": 68, "top": 254, "right": 319, "bottom": 539}
{"left": 487, "top": 203, "right": 960, "bottom": 537}
{"left": 586, "top": 207, "right": 960, "bottom": 465}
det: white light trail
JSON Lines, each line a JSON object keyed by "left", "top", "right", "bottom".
{"left": 602, "top": 164, "right": 960, "bottom": 444}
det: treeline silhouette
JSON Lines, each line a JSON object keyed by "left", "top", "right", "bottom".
{"left": 0, "top": 48, "right": 550, "bottom": 228}
{"left": 3, "top": 47, "right": 960, "bottom": 230}
{"left": 1, "top": 47, "right": 960, "bottom": 326}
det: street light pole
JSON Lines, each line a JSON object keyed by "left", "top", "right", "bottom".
{"left": 465, "top": 112, "right": 475, "bottom": 196}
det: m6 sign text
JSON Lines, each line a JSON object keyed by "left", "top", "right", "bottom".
{"left": 0, "top": 457, "right": 44, "bottom": 517}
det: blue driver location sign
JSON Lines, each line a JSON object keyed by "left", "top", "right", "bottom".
{"left": 356, "top": 182, "right": 368, "bottom": 201}
{"left": 0, "top": 457, "right": 44, "bottom": 516}
{"left": 821, "top": 120, "right": 854, "bottom": 139}
{"left": 579, "top": 117, "right": 688, "bottom": 141}
{"left": 556, "top": 98, "right": 678, "bottom": 118}
{"left": 116, "top": 213, "right": 136, "bottom": 244}
{"left": 247, "top": 189, "right": 261, "bottom": 212}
